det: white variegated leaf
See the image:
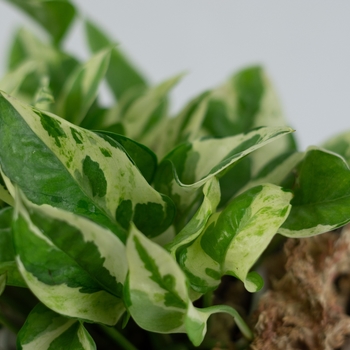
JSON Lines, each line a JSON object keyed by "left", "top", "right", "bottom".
{"left": 13, "top": 190, "right": 125, "bottom": 325}
{"left": 125, "top": 225, "right": 252, "bottom": 345}
{"left": 122, "top": 74, "right": 184, "bottom": 141}
{"left": 56, "top": 48, "right": 111, "bottom": 125}
{"left": 17, "top": 303, "right": 96, "bottom": 350}
{"left": 0, "top": 60, "right": 37, "bottom": 95}
{"left": 179, "top": 184, "right": 292, "bottom": 293}
{"left": 0, "top": 92, "right": 174, "bottom": 237}
{"left": 166, "top": 177, "right": 220, "bottom": 257}
{"left": 155, "top": 126, "right": 293, "bottom": 219}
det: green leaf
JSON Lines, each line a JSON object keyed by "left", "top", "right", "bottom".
{"left": 202, "top": 66, "right": 297, "bottom": 175}
{"left": 0, "top": 60, "right": 37, "bottom": 96}
{"left": 95, "top": 131, "right": 157, "bottom": 184}
{"left": 178, "top": 184, "right": 292, "bottom": 293}
{"left": 85, "top": 20, "right": 147, "bottom": 100}
{"left": 322, "top": 130, "right": 350, "bottom": 165}
{"left": 13, "top": 190, "right": 125, "bottom": 325}
{"left": 0, "top": 92, "right": 175, "bottom": 238}
{"left": 17, "top": 303, "right": 96, "bottom": 350}
{"left": 56, "top": 48, "right": 111, "bottom": 125}
{"left": 144, "top": 91, "right": 210, "bottom": 159}
{"left": 280, "top": 148, "right": 350, "bottom": 237}
{"left": 122, "top": 74, "right": 184, "bottom": 142}
{"left": 0, "top": 207, "right": 26, "bottom": 287}
{"left": 6, "top": 0, "right": 76, "bottom": 45}
{"left": 6, "top": 28, "right": 79, "bottom": 99}
{"left": 125, "top": 225, "right": 252, "bottom": 346}
{"left": 0, "top": 174, "right": 14, "bottom": 207}
{"left": 154, "top": 126, "right": 294, "bottom": 225}
{"left": 125, "top": 225, "right": 188, "bottom": 333}
{"left": 166, "top": 177, "right": 221, "bottom": 257}
{"left": 235, "top": 151, "right": 304, "bottom": 197}
{"left": 33, "top": 76, "right": 55, "bottom": 110}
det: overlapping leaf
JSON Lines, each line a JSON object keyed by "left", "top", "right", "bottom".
{"left": 6, "top": 28, "right": 78, "bottom": 99}
{"left": 166, "top": 177, "right": 221, "bottom": 257}
{"left": 121, "top": 74, "right": 183, "bottom": 143}
{"left": 154, "top": 126, "right": 293, "bottom": 227}
{"left": 0, "top": 207, "right": 25, "bottom": 287}
{"left": 0, "top": 92, "right": 175, "bottom": 238}
{"left": 125, "top": 225, "right": 252, "bottom": 346}
{"left": 6, "top": 0, "right": 76, "bottom": 45}
{"left": 13, "top": 189, "right": 126, "bottom": 324}
{"left": 56, "top": 48, "right": 111, "bottom": 125}
{"left": 0, "top": 60, "right": 37, "bottom": 96}
{"left": 203, "top": 66, "right": 297, "bottom": 175}
{"left": 17, "top": 303, "right": 96, "bottom": 350}
{"left": 280, "top": 148, "right": 350, "bottom": 237}
{"left": 96, "top": 131, "right": 157, "bottom": 184}
{"left": 322, "top": 130, "right": 350, "bottom": 165}
{"left": 178, "top": 184, "right": 292, "bottom": 293}
{"left": 85, "top": 20, "right": 148, "bottom": 100}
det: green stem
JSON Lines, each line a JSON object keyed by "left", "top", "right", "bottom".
{"left": 99, "top": 325, "right": 138, "bottom": 350}
{"left": 202, "top": 290, "right": 213, "bottom": 308}
{"left": 0, "top": 312, "right": 20, "bottom": 334}
{"left": 203, "top": 305, "right": 253, "bottom": 341}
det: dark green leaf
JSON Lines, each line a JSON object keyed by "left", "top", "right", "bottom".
{"left": 6, "top": 0, "right": 76, "bottom": 45}
{"left": 85, "top": 20, "right": 147, "bottom": 100}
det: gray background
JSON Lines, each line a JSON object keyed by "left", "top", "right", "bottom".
{"left": 1, "top": 0, "right": 350, "bottom": 150}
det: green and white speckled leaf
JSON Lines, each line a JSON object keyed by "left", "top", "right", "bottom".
{"left": 178, "top": 184, "right": 292, "bottom": 293}
{"left": 95, "top": 131, "right": 157, "bottom": 184}
{"left": 142, "top": 91, "right": 210, "bottom": 159}
{"left": 125, "top": 225, "right": 252, "bottom": 346}
{"left": 17, "top": 303, "right": 96, "bottom": 350}
{"left": 13, "top": 190, "right": 125, "bottom": 325}
{"left": 33, "top": 77, "right": 55, "bottom": 111}
{"left": 56, "top": 48, "right": 111, "bottom": 125}
{"left": 125, "top": 225, "right": 188, "bottom": 334}
{"left": 155, "top": 126, "right": 293, "bottom": 221}
{"left": 166, "top": 177, "right": 220, "bottom": 257}
{"left": 236, "top": 151, "right": 304, "bottom": 196}
{"left": 203, "top": 66, "right": 296, "bottom": 175}
{"left": 280, "top": 148, "right": 350, "bottom": 237}
{"left": 6, "top": 28, "right": 78, "bottom": 100}
{"left": 85, "top": 20, "right": 148, "bottom": 100}
{"left": 0, "top": 60, "right": 37, "bottom": 96}
{"left": 322, "top": 130, "right": 350, "bottom": 165}
{"left": 122, "top": 74, "right": 183, "bottom": 142}
{"left": 0, "top": 207, "right": 25, "bottom": 287}
{"left": 6, "top": 0, "right": 76, "bottom": 45}
{"left": 16, "top": 189, "right": 127, "bottom": 297}
{"left": 0, "top": 92, "right": 175, "bottom": 238}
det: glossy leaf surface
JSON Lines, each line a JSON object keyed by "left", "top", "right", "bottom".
{"left": 280, "top": 148, "right": 350, "bottom": 237}
{"left": 13, "top": 190, "right": 126, "bottom": 325}
{"left": 0, "top": 92, "right": 174, "bottom": 238}
{"left": 178, "top": 184, "right": 292, "bottom": 293}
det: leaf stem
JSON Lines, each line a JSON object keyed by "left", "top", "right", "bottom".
{"left": 204, "top": 305, "right": 253, "bottom": 340}
{"left": 0, "top": 312, "right": 20, "bottom": 334}
{"left": 99, "top": 325, "right": 138, "bottom": 350}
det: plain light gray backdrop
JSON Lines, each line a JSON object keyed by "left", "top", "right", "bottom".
{"left": 1, "top": 1, "right": 349, "bottom": 150}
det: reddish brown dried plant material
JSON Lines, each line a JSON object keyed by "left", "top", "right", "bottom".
{"left": 251, "top": 224, "right": 350, "bottom": 350}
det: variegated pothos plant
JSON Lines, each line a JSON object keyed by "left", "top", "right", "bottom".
{"left": 1, "top": 1, "right": 350, "bottom": 349}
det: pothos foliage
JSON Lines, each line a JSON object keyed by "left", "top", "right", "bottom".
{"left": 0, "top": 1, "right": 350, "bottom": 349}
